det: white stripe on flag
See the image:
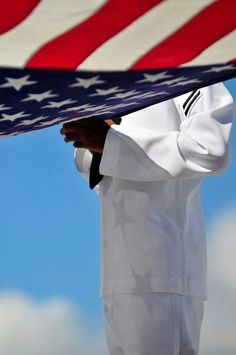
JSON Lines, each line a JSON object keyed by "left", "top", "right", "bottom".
{"left": 78, "top": 0, "right": 214, "bottom": 70}
{"left": 182, "top": 30, "right": 236, "bottom": 66}
{"left": 0, "top": 0, "right": 106, "bottom": 67}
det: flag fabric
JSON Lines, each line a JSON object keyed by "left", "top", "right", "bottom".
{"left": 0, "top": 0, "right": 235, "bottom": 138}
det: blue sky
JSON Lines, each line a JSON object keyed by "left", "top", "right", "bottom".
{"left": 0, "top": 78, "right": 235, "bottom": 324}
{"left": 201, "top": 80, "right": 236, "bottom": 226}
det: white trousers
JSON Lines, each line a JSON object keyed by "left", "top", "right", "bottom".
{"left": 102, "top": 293, "right": 204, "bottom": 355}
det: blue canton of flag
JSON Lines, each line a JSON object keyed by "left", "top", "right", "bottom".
{"left": 0, "top": 64, "right": 236, "bottom": 138}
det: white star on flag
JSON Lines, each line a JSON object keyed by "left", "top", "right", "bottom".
{"left": 154, "top": 77, "right": 188, "bottom": 86}
{"left": 80, "top": 104, "right": 110, "bottom": 112}
{"left": 42, "top": 99, "right": 77, "bottom": 109}
{"left": 125, "top": 91, "right": 168, "bottom": 100}
{"left": 0, "top": 75, "right": 37, "bottom": 91}
{"left": 95, "top": 109, "right": 115, "bottom": 115}
{"left": 37, "top": 118, "right": 63, "bottom": 127}
{"left": 106, "top": 90, "right": 141, "bottom": 100}
{"left": 170, "top": 79, "right": 202, "bottom": 86}
{"left": 69, "top": 75, "right": 106, "bottom": 89}
{"left": 62, "top": 104, "right": 110, "bottom": 113}
{"left": 65, "top": 114, "right": 93, "bottom": 121}
{"left": 203, "top": 65, "right": 236, "bottom": 73}
{"left": 0, "top": 131, "right": 22, "bottom": 138}
{"left": 22, "top": 90, "right": 58, "bottom": 102}
{"left": 16, "top": 116, "right": 49, "bottom": 126}
{"left": 0, "top": 104, "right": 11, "bottom": 111}
{"left": 61, "top": 104, "right": 96, "bottom": 113}
{"left": 136, "top": 71, "right": 173, "bottom": 83}
{"left": 89, "top": 87, "right": 124, "bottom": 97}
{"left": 110, "top": 102, "right": 139, "bottom": 109}
{"left": 0, "top": 111, "right": 30, "bottom": 122}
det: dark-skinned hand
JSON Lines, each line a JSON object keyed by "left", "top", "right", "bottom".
{"left": 60, "top": 118, "right": 113, "bottom": 153}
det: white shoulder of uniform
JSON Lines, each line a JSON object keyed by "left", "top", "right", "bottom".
{"left": 100, "top": 82, "right": 235, "bottom": 181}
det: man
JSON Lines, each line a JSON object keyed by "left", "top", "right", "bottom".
{"left": 61, "top": 82, "right": 235, "bottom": 355}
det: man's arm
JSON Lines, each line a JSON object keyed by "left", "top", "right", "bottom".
{"left": 61, "top": 119, "right": 114, "bottom": 191}
{"left": 99, "top": 83, "right": 235, "bottom": 181}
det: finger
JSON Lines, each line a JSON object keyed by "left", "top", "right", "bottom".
{"left": 73, "top": 142, "right": 86, "bottom": 148}
{"left": 60, "top": 126, "right": 78, "bottom": 135}
{"left": 105, "top": 119, "right": 114, "bottom": 126}
{"left": 60, "top": 126, "right": 69, "bottom": 135}
{"left": 64, "top": 132, "right": 82, "bottom": 143}
{"left": 62, "top": 118, "right": 92, "bottom": 129}
{"left": 61, "top": 124, "right": 95, "bottom": 137}
{"left": 61, "top": 122, "right": 80, "bottom": 133}
{"left": 62, "top": 118, "right": 110, "bottom": 134}
{"left": 60, "top": 123, "right": 88, "bottom": 135}
{"left": 70, "top": 118, "right": 106, "bottom": 128}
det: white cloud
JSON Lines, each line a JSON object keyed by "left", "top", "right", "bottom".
{"left": 0, "top": 292, "right": 108, "bottom": 355}
{"left": 200, "top": 208, "right": 236, "bottom": 355}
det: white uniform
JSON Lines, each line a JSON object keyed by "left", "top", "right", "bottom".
{"left": 74, "top": 82, "right": 235, "bottom": 355}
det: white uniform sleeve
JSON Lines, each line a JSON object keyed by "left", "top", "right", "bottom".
{"left": 99, "top": 83, "right": 235, "bottom": 181}
{"left": 74, "top": 148, "right": 100, "bottom": 193}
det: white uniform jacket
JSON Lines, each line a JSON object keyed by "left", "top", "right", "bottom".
{"left": 74, "top": 83, "right": 235, "bottom": 300}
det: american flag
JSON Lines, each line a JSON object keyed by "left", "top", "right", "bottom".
{"left": 0, "top": 0, "right": 235, "bottom": 138}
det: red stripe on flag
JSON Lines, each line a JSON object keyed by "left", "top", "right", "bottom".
{"left": 131, "top": 0, "right": 236, "bottom": 69}
{"left": 0, "top": 0, "right": 41, "bottom": 35}
{"left": 26, "top": 0, "right": 164, "bottom": 69}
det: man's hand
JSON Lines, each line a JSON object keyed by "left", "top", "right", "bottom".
{"left": 60, "top": 118, "right": 113, "bottom": 153}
